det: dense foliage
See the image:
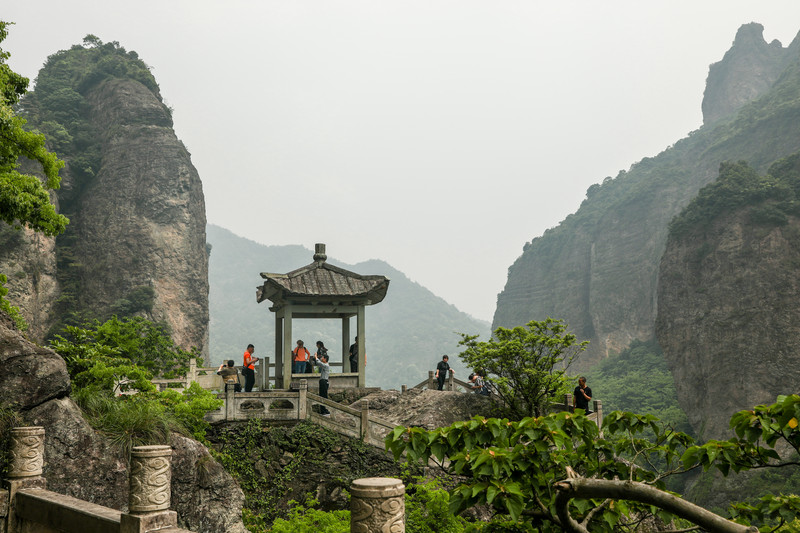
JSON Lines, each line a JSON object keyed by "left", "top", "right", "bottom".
{"left": 457, "top": 318, "right": 587, "bottom": 419}
{"left": 386, "top": 395, "right": 800, "bottom": 532}
{"left": 585, "top": 339, "right": 692, "bottom": 436}
{"left": 669, "top": 153, "right": 800, "bottom": 238}
{"left": 51, "top": 315, "right": 200, "bottom": 392}
{"left": 209, "top": 418, "right": 412, "bottom": 530}
{"left": 0, "top": 21, "right": 68, "bottom": 326}
{"left": 50, "top": 316, "right": 220, "bottom": 444}
{"left": 0, "top": 22, "right": 67, "bottom": 235}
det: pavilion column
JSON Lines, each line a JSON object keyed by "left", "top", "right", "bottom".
{"left": 274, "top": 312, "right": 283, "bottom": 388}
{"left": 283, "top": 305, "right": 293, "bottom": 389}
{"left": 357, "top": 306, "right": 366, "bottom": 387}
{"left": 342, "top": 317, "right": 351, "bottom": 373}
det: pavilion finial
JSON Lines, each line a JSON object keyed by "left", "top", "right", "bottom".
{"left": 313, "top": 243, "right": 327, "bottom": 263}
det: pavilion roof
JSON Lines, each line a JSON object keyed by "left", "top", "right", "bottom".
{"left": 256, "top": 245, "right": 390, "bottom": 308}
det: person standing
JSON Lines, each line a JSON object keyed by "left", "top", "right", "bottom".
{"left": 435, "top": 355, "right": 454, "bottom": 390}
{"left": 312, "top": 350, "right": 331, "bottom": 416}
{"left": 348, "top": 336, "right": 359, "bottom": 373}
{"left": 573, "top": 377, "right": 593, "bottom": 414}
{"left": 292, "top": 340, "right": 310, "bottom": 375}
{"left": 312, "top": 340, "right": 328, "bottom": 374}
{"left": 242, "top": 344, "right": 258, "bottom": 392}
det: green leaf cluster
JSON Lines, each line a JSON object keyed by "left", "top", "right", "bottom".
{"left": 0, "top": 21, "right": 67, "bottom": 236}
{"left": 48, "top": 316, "right": 220, "bottom": 445}
{"left": 267, "top": 498, "right": 350, "bottom": 533}
{"left": 405, "top": 478, "right": 468, "bottom": 533}
{"left": 50, "top": 315, "right": 200, "bottom": 393}
{"left": 457, "top": 318, "right": 587, "bottom": 419}
{"left": 0, "top": 21, "right": 68, "bottom": 318}
{"left": 387, "top": 396, "right": 800, "bottom": 532}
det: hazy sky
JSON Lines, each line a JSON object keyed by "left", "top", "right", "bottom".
{"left": 4, "top": 2, "right": 800, "bottom": 321}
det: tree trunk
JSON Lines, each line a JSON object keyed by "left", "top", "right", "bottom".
{"left": 553, "top": 478, "right": 758, "bottom": 533}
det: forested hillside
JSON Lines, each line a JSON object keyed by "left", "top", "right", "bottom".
{"left": 493, "top": 23, "right": 800, "bottom": 368}
{"left": 207, "top": 225, "right": 490, "bottom": 390}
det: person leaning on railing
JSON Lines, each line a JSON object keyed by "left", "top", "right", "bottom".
{"left": 217, "top": 360, "right": 241, "bottom": 392}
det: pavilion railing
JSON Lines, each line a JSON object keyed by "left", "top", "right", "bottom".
{"left": 204, "top": 379, "right": 396, "bottom": 450}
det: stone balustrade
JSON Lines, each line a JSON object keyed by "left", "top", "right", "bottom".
{"left": 1, "top": 426, "right": 191, "bottom": 533}
{"left": 2, "top": 426, "right": 407, "bottom": 533}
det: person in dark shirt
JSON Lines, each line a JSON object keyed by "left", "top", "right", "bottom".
{"left": 435, "top": 355, "right": 453, "bottom": 390}
{"left": 349, "top": 336, "right": 359, "bottom": 373}
{"left": 573, "top": 377, "right": 593, "bottom": 414}
{"left": 217, "top": 359, "right": 240, "bottom": 392}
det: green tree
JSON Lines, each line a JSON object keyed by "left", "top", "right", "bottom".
{"left": 0, "top": 21, "right": 67, "bottom": 236}
{"left": 50, "top": 316, "right": 221, "bottom": 444}
{"left": 0, "top": 21, "right": 68, "bottom": 327}
{"left": 458, "top": 318, "right": 588, "bottom": 419}
{"left": 50, "top": 315, "right": 200, "bottom": 393}
{"left": 386, "top": 396, "right": 800, "bottom": 533}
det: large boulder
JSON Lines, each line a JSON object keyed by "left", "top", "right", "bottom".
{"left": 0, "top": 312, "right": 70, "bottom": 409}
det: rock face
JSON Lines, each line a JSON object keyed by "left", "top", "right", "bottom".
{"left": 0, "top": 41, "right": 208, "bottom": 357}
{"left": 492, "top": 24, "right": 800, "bottom": 368}
{"left": 656, "top": 159, "right": 800, "bottom": 440}
{"left": 0, "top": 312, "right": 70, "bottom": 410}
{"left": 72, "top": 77, "right": 209, "bottom": 354}
{"left": 352, "top": 388, "right": 490, "bottom": 429}
{"left": 702, "top": 23, "right": 795, "bottom": 125}
{"left": 0, "top": 313, "right": 247, "bottom": 532}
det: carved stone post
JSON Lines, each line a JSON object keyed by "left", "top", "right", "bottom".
{"left": 565, "top": 393, "right": 573, "bottom": 412}
{"left": 5, "top": 427, "right": 47, "bottom": 533}
{"left": 128, "top": 445, "right": 171, "bottom": 512}
{"left": 427, "top": 371, "right": 435, "bottom": 390}
{"left": 121, "top": 445, "right": 177, "bottom": 533}
{"left": 447, "top": 372, "right": 454, "bottom": 391}
{"left": 8, "top": 427, "right": 45, "bottom": 479}
{"left": 350, "top": 477, "right": 405, "bottom": 533}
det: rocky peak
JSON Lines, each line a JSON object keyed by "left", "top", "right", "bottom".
{"left": 702, "top": 23, "right": 790, "bottom": 125}
{"left": 0, "top": 40, "right": 208, "bottom": 356}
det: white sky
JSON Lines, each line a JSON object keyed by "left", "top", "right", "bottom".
{"left": 4, "top": 2, "right": 800, "bottom": 321}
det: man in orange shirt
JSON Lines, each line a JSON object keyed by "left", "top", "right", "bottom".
{"left": 292, "top": 340, "right": 310, "bottom": 374}
{"left": 242, "top": 344, "right": 258, "bottom": 392}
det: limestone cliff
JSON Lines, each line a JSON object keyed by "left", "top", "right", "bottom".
{"left": 0, "top": 39, "right": 208, "bottom": 356}
{"left": 656, "top": 156, "right": 800, "bottom": 441}
{"left": 702, "top": 23, "right": 796, "bottom": 125}
{"left": 493, "top": 23, "right": 800, "bottom": 368}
